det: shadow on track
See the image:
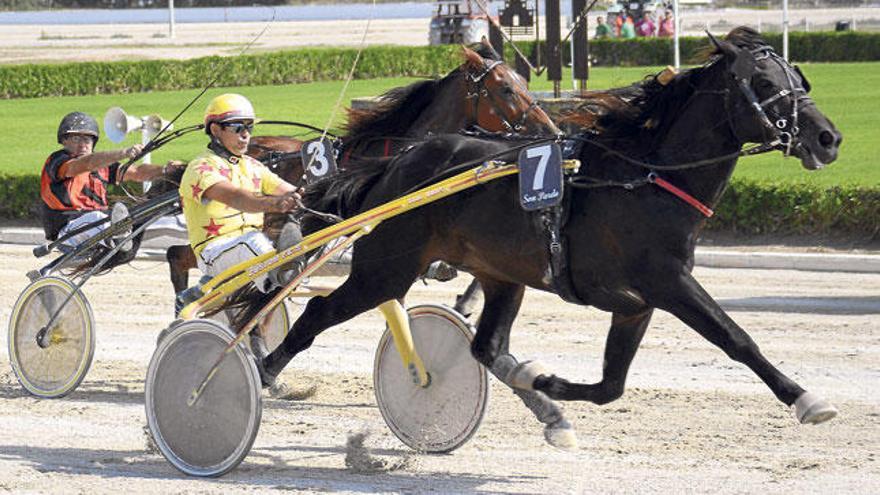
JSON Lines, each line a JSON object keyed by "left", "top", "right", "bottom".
{"left": 719, "top": 296, "right": 880, "bottom": 315}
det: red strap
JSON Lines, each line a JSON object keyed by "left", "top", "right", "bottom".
{"left": 383, "top": 138, "right": 391, "bottom": 157}
{"left": 652, "top": 176, "right": 714, "bottom": 218}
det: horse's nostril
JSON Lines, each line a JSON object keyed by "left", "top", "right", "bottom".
{"left": 818, "top": 130, "right": 836, "bottom": 148}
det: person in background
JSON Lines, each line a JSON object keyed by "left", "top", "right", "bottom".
{"left": 658, "top": 11, "right": 675, "bottom": 38}
{"left": 614, "top": 11, "right": 624, "bottom": 37}
{"left": 620, "top": 14, "right": 636, "bottom": 39}
{"left": 594, "top": 16, "right": 614, "bottom": 38}
{"left": 636, "top": 12, "right": 656, "bottom": 37}
{"left": 40, "top": 111, "right": 178, "bottom": 252}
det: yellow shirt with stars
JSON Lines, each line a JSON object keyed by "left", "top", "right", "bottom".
{"left": 179, "top": 149, "right": 286, "bottom": 256}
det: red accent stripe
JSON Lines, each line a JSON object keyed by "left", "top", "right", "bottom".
{"left": 383, "top": 139, "right": 391, "bottom": 157}
{"left": 652, "top": 176, "right": 714, "bottom": 218}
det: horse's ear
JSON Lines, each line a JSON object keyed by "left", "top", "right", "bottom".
{"left": 479, "top": 36, "right": 502, "bottom": 61}
{"left": 461, "top": 44, "right": 484, "bottom": 69}
{"left": 706, "top": 30, "right": 756, "bottom": 80}
{"left": 706, "top": 30, "right": 722, "bottom": 50}
{"left": 706, "top": 30, "right": 736, "bottom": 58}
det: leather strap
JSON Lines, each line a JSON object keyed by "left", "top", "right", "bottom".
{"left": 651, "top": 175, "right": 714, "bottom": 218}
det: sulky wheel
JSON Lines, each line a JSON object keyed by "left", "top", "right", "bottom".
{"left": 211, "top": 301, "right": 292, "bottom": 354}
{"left": 373, "top": 304, "right": 489, "bottom": 453}
{"left": 8, "top": 276, "right": 95, "bottom": 398}
{"left": 145, "top": 319, "right": 262, "bottom": 477}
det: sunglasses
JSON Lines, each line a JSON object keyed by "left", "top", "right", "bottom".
{"left": 64, "top": 134, "right": 95, "bottom": 144}
{"left": 220, "top": 121, "right": 255, "bottom": 135}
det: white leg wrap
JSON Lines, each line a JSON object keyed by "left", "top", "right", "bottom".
{"left": 506, "top": 360, "right": 547, "bottom": 391}
{"left": 793, "top": 391, "right": 838, "bottom": 425}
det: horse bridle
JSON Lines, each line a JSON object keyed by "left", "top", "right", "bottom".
{"left": 731, "top": 45, "right": 813, "bottom": 157}
{"left": 466, "top": 59, "right": 540, "bottom": 133}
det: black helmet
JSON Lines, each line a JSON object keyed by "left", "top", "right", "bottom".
{"left": 57, "top": 112, "right": 99, "bottom": 145}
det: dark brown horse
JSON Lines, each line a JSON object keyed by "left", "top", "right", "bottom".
{"left": 164, "top": 41, "right": 560, "bottom": 296}
{"left": 257, "top": 27, "right": 842, "bottom": 447}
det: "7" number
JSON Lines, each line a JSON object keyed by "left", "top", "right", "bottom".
{"left": 527, "top": 144, "right": 552, "bottom": 190}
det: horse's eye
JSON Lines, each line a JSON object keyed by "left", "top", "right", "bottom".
{"left": 503, "top": 84, "right": 515, "bottom": 95}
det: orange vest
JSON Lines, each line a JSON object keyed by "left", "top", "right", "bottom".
{"left": 40, "top": 150, "right": 116, "bottom": 211}
{"left": 39, "top": 150, "right": 118, "bottom": 240}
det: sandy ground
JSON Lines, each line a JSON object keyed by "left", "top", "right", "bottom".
{"left": 1, "top": 8, "right": 878, "bottom": 64}
{"left": 0, "top": 242, "right": 878, "bottom": 493}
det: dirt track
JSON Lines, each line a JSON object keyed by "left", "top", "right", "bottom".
{"left": 0, "top": 243, "right": 878, "bottom": 493}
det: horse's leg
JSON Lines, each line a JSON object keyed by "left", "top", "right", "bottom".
{"left": 453, "top": 278, "right": 483, "bottom": 318}
{"left": 166, "top": 244, "right": 195, "bottom": 295}
{"left": 261, "top": 255, "right": 422, "bottom": 386}
{"left": 529, "top": 308, "right": 653, "bottom": 404}
{"left": 655, "top": 271, "right": 836, "bottom": 424}
{"left": 469, "top": 279, "right": 577, "bottom": 450}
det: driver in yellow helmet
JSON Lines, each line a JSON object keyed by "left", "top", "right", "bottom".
{"left": 178, "top": 94, "right": 305, "bottom": 357}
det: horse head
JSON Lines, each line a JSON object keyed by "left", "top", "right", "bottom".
{"left": 708, "top": 27, "right": 841, "bottom": 170}
{"left": 461, "top": 43, "right": 561, "bottom": 137}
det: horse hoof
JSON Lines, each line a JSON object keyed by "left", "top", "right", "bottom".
{"left": 793, "top": 391, "right": 838, "bottom": 424}
{"left": 544, "top": 421, "right": 578, "bottom": 451}
{"left": 507, "top": 360, "right": 546, "bottom": 391}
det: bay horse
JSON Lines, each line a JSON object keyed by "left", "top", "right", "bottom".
{"left": 163, "top": 41, "right": 560, "bottom": 297}
{"left": 257, "top": 27, "right": 842, "bottom": 447}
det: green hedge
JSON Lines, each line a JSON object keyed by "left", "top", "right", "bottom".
{"left": 517, "top": 31, "right": 880, "bottom": 67}
{"left": 0, "top": 174, "right": 41, "bottom": 219}
{"left": 0, "top": 45, "right": 461, "bottom": 99}
{"left": 712, "top": 180, "right": 880, "bottom": 236}
{"left": 3, "top": 31, "right": 880, "bottom": 99}
{"left": 3, "top": 173, "right": 876, "bottom": 238}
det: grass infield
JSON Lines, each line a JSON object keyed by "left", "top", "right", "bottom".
{"left": 1, "top": 62, "right": 876, "bottom": 187}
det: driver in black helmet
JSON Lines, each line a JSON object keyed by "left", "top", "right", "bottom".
{"left": 40, "top": 111, "right": 180, "bottom": 252}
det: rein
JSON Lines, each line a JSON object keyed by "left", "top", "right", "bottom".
{"left": 115, "top": 16, "right": 277, "bottom": 199}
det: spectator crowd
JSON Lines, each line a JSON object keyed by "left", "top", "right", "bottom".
{"left": 594, "top": 8, "right": 674, "bottom": 39}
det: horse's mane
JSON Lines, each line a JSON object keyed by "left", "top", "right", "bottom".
{"left": 721, "top": 25, "right": 770, "bottom": 51}
{"left": 551, "top": 85, "right": 643, "bottom": 134}
{"left": 344, "top": 78, "right": 447, "bottom": 142}
{"left": 301, "top": 156, "right": 395, "bottom": 233}
{"left": 594, "top": 68, "right": 704, "bottom": 151}
{"left": 343, "top": 42, "right": 500, "bottom": 146}
{"left": 566, "top": 26, "right": 769, "bottom": 155}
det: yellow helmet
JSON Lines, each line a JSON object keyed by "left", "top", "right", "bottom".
{"left": 204, "top": 93, "right": 257, "bottom": 134}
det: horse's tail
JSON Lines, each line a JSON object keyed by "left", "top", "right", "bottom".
{"left": 65, "top": 231, "right": 144, "bottom": 278}
{"left": 301, "top": 156, "right": 393, "bottom": 233}
{"left": 210, "top": 284, "right": 278, "bottom": 331}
